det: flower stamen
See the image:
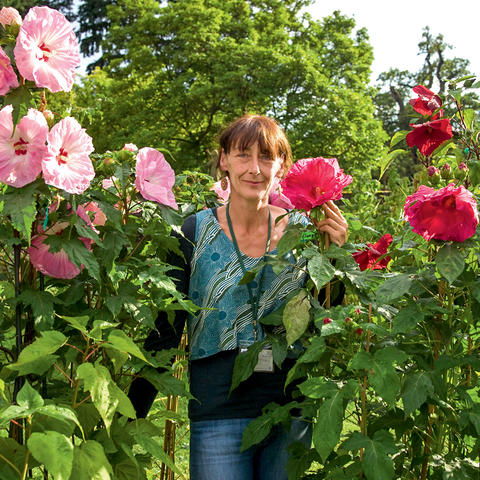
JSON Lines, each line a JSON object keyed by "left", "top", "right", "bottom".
{"left": 56, "top": 147, "right": 68, "bottom": 165}
{"left": 14, "top": 137, "right": 28, "bottom": 155}
{"left": 38, "top": 42, "right": 52, "bottom": 62}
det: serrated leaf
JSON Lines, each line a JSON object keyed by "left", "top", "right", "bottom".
{"left": 70, "top": 440, "right": 113, "bottom": 480}
{"left": 392, "top": 301, "right": 424, "bottom": 333}
{"left": 362, "top": 430, "right": 396, "bottom": 480}
{"left": 28, "top": 431, "right": 73, "bottom": 480}
{"left": 0, "top": 183, "right": 36, "bottom": 243}
{"left": 277, "top": 227, "right": 303, "bottom": 256}
{"left": 283, "top": 290, "right": 310, "bottom": 345}
{"left": 435, "top": 244, "right": 464, "bottom": 284}
{"left": 8, "top": 331, "right": 67, "bottom": 375}
{"left": 307, "top": 254, "right": 335, "bottom": 290}
{"left": 402, "top": 372, "right": 434, "bottom": 416}
{"left": 230, "top": 342, "right": 264, "bottom": 394}
{"left": 62, "top": 238, "right": 101, "bottom": 282}
{"left": 77, "top": 363, "right": 135, "bottom": 432}
{"left": 107, "top": 330, "right": 152, "bottom": 365}
{"left": 312, "top": 389, "right": 344, "bottom": 461}
{"left": 17, "top": 380, "right": 44, "bottom": 410}
{"left": 376, "top": 274, "right": 412, "bottom": 304}
{"left": 299, "top": 377, "right": 338, "bottom": 399}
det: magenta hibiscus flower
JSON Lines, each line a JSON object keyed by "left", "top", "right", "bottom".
{"left": 409, "top": 85, "right": 443, "bottom": 118}
{"left": 406, "top": 118, "right": 453, "bottom": 157}
{"left": 135, "top": 147, "right": 178, "bottom": 209}
{"left": 0, "top": 105, "right": 48, "bottom": 188}
{"left": 281, "top": 157, "right": 352, "bottom": 211}
{"left": 42, "top": 117, "right": 95, "bottom": 194}
{"left": 0, "top": 46, "right": 19, "bottom": 96}
{"left": 14, "top": 6, "right": 80, "bottom": 93}
{"left": 404, "top": 184, "right": 478, "bottom": 242}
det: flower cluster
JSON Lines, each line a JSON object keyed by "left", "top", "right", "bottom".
{"left": 406, "top": 85, "right": 453, "bottom": 157}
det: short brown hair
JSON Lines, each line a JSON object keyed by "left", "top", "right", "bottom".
{"left": 216, "top": 115, "right": 292, "bottom": 177}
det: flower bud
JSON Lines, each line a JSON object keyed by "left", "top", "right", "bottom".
{"left": 323, "top": 317, "right": 332, "bottom": 325}
{"left": 0, "top": 7, "right": 22, "bottom": 27}
{"left": 345, "top": 317, "right": 352, "bottom": 323}
{"left": 440, "top": 163, "right": 451, "bottom": 180}
{"left": 354, "top": 308, "right": 361, "bottom": 315}
{"left": 427, "top": 166, "right": 439, "bottom": 176}
{"left": 455, "top": 162, "right": 468, "bottom": 181}
{"left": 42, "top": 110, "right": 55, "bottom": 128}
{"left": 355, "top": 328, "right": 363, "bottom": 336}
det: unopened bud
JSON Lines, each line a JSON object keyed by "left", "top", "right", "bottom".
{"left": 323, "top": 317, "right": 332, "bottom": 325}
{"left": 427, "top": 166, "right": 439, "bottom": 176}
{"left": 0, "top": 7, "right": 22, "bottom": 35}
{"left": 42, "top": 110, "right": 55, "bottom": 128}
{"left": 455, "top": 162, "right": 468, "bottom": 181}
{"left": 458, "top": 162, "right": 468, "bottom": 171}
{"left": 440, "top": 163, "right": 451, "bottom": 180}
{"left": 355, "top": 328, "right": 363, "bottom": 336}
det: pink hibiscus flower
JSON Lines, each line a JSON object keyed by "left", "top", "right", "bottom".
{"left": 404, "top": 183, "right": 478, "bottom": 242}
{"left": 122, "top": 143, "right": 138, "bottom": 152}
{"left": 135, "top": 147, "right": 178, "bottom": 209}
{"left": 281, "top": 157, "right": 352, "bottom": 211}
{"left": 28, "top": 221, "right": 91, "bottom": 279}
{"left": 409, "top": 85, "right": 443, "bottom": 118}
{"left": 0, "top": 105, "right": 48, "bottom": 188}
{"left": 352, "top": 234, "right": 393, "bottom": 271}
{"left": 0, "top": 46, "right": 19, "bottom": 96}
{"left": 76, "top": 202, "right": 106, "bottom": 233}
{"left": 14, "top": 6, "right": 80, "bottom": 93}
{"left": 0, "top": 7, "right": 22, "bottom": 29}
{"left": 269, "top": 176, "right": 294, "bottom": 209}
{"left": 42, "top": 117, "right": 95, "bottom": 194}
{"left": 210, "top": 177, "right": 230, "bottom": 203}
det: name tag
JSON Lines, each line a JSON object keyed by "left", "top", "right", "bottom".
{"left": 254, "top": 348, "right": 274, "bottom": 372}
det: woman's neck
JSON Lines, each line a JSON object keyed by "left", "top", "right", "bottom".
{"left": 227, "top": 194, "right": 270, "bottom": 234}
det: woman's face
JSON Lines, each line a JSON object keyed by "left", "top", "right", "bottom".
{"left": 220, "top": 142, "right": 284, "bottom": 202}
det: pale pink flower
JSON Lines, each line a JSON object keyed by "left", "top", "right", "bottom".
{"left": 0, "top": 7, "right": 22, "bottom": 28}
{"left": 281, "top": 157, "right": 353, "bottom": 211}
{"left": 76, "top": 202, "right": 106, "bottom": 233}
{"left": 0, "top": 105, "right": 48, "bottom": 187}
{"left": 0, "top": 46, "right": 19, "bottom": 96}
{"left": 210, "top": 177, "right": 230, "bottom": 203}
{"left": 122, "top": 143, "right": 138, "bottom": 152}
{"left": 42, "top": 117, "right": 95, "bottom": 194}
{"left": 269, "top": 177, "right": 294, "bottom": 209}
{"left": 102, "top": 176, "right": 117, "bottom": 190}
{"left": 14, "top": 6, "right": 80, "bottom": 93}
{"left": 135, "top": 147, "right": 178, "bottom": 209}
{"left": 28, "top": 221, "right": 90, "bottom": 279}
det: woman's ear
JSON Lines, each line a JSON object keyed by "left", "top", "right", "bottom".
{"left": 219, "top": 149, "right": 228, "bottom": 172}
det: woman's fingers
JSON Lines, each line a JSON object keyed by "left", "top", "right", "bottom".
{"left": 314, "top": 201, "right": 348, "bottom": 246}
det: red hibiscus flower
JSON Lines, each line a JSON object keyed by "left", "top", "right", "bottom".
{"left": 409, "top": 85, "right": 443, "bottom": 118}
{"left": 280, "top": 157, "right": 352, "bottom": 211}
{"left": 352, "top": 234, "right": 393, "bottom": 271}
{"left": 404, "top": 183, "right": 479, "bottom": 242}
{"left": 406, "top": 118, "right": 453, "bottom": 157}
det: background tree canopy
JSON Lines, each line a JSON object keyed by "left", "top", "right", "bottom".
{"left": 50, "top": 0, "right": 387, "bottom": 176}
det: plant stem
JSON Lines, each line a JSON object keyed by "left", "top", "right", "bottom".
{"left": 324, "top": 233, "right": 331, "bottom": 308}
{"left": 0, "top": 453, "right": 21, "bottom": 476}
{"left": 360, "top": 304, "right": 372, "bottom": 463}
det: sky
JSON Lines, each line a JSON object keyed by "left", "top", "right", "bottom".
{"left": 307, "top": 0, "right": 479, "bottom": 83}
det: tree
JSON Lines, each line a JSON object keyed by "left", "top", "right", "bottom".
{"left": 71, "top": 0, "right": 386, "bottom": 177}
{"left": 9, "top": 0, "right": 75, "bottom": 19}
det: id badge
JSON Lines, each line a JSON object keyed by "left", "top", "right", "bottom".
{"left": 254, "top": 348, "right": 274, "bottom": 373}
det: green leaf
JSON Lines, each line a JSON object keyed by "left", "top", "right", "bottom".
{"left": 8, "top": 331, "right": 67, "bottom": 375}
{"left": 142, "top": 368, "right": 192, "bottom": 398}
{"left": 312, "top": 389, "right": 344, "bottom": 462}
{"left": 13, "top": 290, "right": 58, "bottom": 329}
{"left": 62, "top": 238, "right": 101, "bottom": 282}
{"left": 60, "top": 315, "right": 90, "bottom": 335}
{"left": 17, "top": 381, "right": 44, "bottom": 410}
{"left": 402, "top": 372, "right": 434, "bottom": 416}
{"left": 462, "top": 108, "right": 475, "bottom": 130}
{"left": 36, "top": 405, "right": 85, "bottom": 440}
{"left": 389, "top": 130, "right": 408, "bottom": 149}
{"left": 392, "top": 301, "right": 424, "bottom": 333}
{"left": 283, "top": 290, "right": 310, "bottom": 345}
{"left": 307, "top": 254, "right": 336, "bottom": 290}
{"left": 230, "top": 342, "right": 265, "bottom": 394}
{"left": 75, "top": 218, "right": 102, "bottom": 246}
{"left": 276, "top": 227, "right": 303, "bottom": 256}
{"left": 0, "top": 438, "right": 27, "bottom": 479}
{"left": 77, "top": 363, "right": 135, "bottom": 432}
{"left": 107, "top": 330, "right": 152, "bottom": 365}
{"left": 362, "top": 430, "right": 396, "bottom": 480}
{"left": 376, "top": 274, "right": 412, "bottom": 304}
{"left": 70, "top": 440, "right": 113, "bottom": 480}
{"left": 28, "top": 431, "right": 73, "bottom": 480}
{"left": 0, "top": 183, "right": 36, "bottom": 243}
{"left": 299, "top": 377, "right": 338, "bottom": 399}
{"left": 435, "top": 244, "right": 465, "bottom": 284}
{"left": 101, "top": 230, "right": 127, "bottom": 270}
{"left": 379, "top": 149, "right": 405, "bottom": 180}
{"left": 241, "top": 414, "right": 273, "bottom": 451}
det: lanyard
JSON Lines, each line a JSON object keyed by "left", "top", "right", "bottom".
{"left": 226, "top": 202, "right": 271, "bottom": 341}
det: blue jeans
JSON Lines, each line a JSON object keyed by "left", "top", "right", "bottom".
{"left": 189, "top": 417, "right": 312, "bottom": 480}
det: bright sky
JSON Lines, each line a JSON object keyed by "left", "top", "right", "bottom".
{"left": 307, "top": 0, "right": 480, "bottom": 83}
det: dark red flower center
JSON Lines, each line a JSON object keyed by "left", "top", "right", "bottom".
{"left": 442, "top": 195, "right": 456, "bottom": 209}
{"left": 38, "top": 43, "right": 51, "bottom": 62}
{"left": 312, "top": 186, "right": 325, "bottom": 198}
{"left": 14, "top": 137, "right": 28, "bottom": 156}
{"left": 56, "top": 147, "right": 69, "bottom": 165}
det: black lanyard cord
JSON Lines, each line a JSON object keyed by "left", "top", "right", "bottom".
{"left": 226, "top": 202, "right": 272, "bottom": 341}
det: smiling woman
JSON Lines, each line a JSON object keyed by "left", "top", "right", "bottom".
{"left": 129, "top": 114, "right": 348, "bottom": 480}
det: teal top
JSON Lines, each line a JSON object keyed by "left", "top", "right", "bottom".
{"left": 188, "top": 208, "right": 309, "bottom": 360}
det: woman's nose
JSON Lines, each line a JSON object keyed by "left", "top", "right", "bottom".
{"left": 249, "top": 157, "right": 261, "bottom": 174}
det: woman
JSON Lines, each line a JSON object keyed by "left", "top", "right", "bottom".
{"left": 129, "top": 115, "right": 348, "bottom": 479}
